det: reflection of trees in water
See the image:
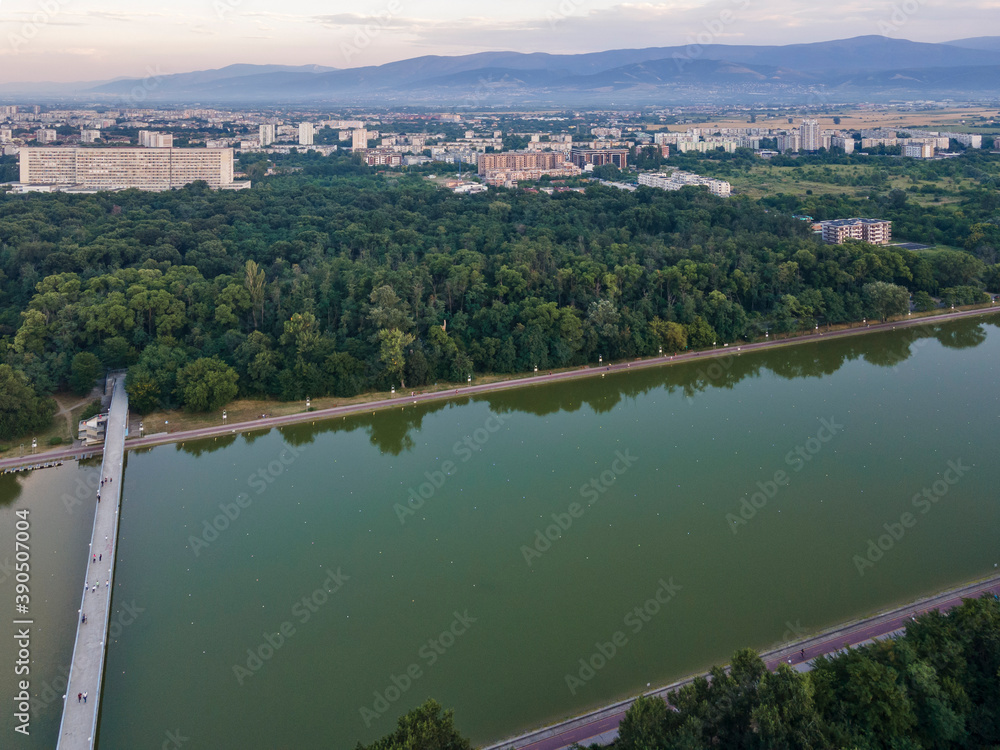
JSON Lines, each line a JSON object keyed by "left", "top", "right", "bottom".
{"left": 933, "top": 321, "right": 988, "bottom": 350}
{"left": 0, "top": 473, "right": 24, "bottom": 508}
{"left": 242, "top": 429, "right": 271, "bottom": 447}
{"left": 163, "top": 316, "right": 998, "bottom": 456}
{"left": 175, "top": 432, "right": 239, "bottom": 457}
{"left": 485, "top": 383, "right": 623, "bottom": 417}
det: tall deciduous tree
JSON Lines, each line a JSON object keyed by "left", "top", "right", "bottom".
{"left": 244, "top": 260, "right": 266, "bottom": 329}
{"left": 175, "top": 357, "right": 239, "bottom": 412}
{"left": 378, "top": 328, "right": 415, "bottom": 387}
{"left": 862, "top": 281, "right": 910, "bottom": 321}
{"left": 0, "top": 365, "right": 55, "bottom": 441}
{"left": 69, "top": 352, "right": 103, "bottom": 396}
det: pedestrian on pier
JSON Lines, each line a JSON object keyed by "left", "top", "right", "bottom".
{"left": 105, "top": 580, "right": 109, "bottom": 588}
{"left": 92, "top": 555, "right": 96, "bottom": 564}
{"left": 800, "top": 649, "right": 805, "bottom": 660}
{"left": 77, "top": 693, "right": 81, "bottom": 703}
{"left": 83, "top": 692, "right": 87, "bottom": 703}
{"left": 92, "top": 584, "right": 96, "bottom": 593}
{"left": 99, "top": 554, "right": 102, "bottom": 562}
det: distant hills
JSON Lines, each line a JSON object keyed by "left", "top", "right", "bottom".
{"left": 945, "top": 37, "right": 1000, "bottom": 52}
{"left": 3, "top": 36, "right": 1000, "bottom": 105}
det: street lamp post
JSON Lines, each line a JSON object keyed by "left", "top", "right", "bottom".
{"left": 222, "top": 410, "right": 227, "bottom": 424}
{"left": 306, "top": 397, "right": 311, "bottom": 410}
{"left": 139, "top": 421, "right": 144, "bottom": 437}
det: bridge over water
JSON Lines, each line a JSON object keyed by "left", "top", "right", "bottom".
{"left": 55, "top": 376, "right": 128, "bottom": 750}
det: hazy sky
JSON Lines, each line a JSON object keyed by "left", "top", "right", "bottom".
{"left": 0, "top": 0, "right": 995, "bottom": 82}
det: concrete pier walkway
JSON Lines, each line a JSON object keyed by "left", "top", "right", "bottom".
{"left": 55, "top": 377, "right": 128, "bottom": 750}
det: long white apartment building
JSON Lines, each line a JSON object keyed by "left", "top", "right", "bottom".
{"left": 639, "top": 170, "right": 731, "bottom": 197}
{"left": 18, "top": 147, "right": 248, "bottom": 191}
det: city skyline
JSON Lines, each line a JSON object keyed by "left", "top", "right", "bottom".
{"left": 0, "top": 0, "right": 997, "bottom": 83}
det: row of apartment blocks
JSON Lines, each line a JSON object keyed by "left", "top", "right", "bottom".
{"left": 477, "top": 151, "right": 580, "bottom": 186}
{"left": 819, "top": 218, "right": 892, "bottom": 245}
{"left": 638, "top": 170, "right": 732, "bottom": 197}
{"left": 859, "top": 128, "right": 983, "bottom": 149}
{"left": 15, "top": 147, "right": 249, "bottom": 192}
{"left": 475, "top": 148, "right": 631, "bottom": 186}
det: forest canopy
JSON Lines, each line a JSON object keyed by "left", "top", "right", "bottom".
{"left": 1, "top": 151, "right": 998, "bottom": 436}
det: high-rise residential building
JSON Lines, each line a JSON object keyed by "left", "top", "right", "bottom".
{"left": 352, "top": 128, "right": 368, "bottom": 151}
{"left": 569, "top": 148, "right": 629, "bottom": 169}
{"left": 138, "top": 130, "right": 173, "bottom": 148}
{"left": 19, "top": 147, "right": 244, "bottom": 191}
{"left": 831, "top": 135, "right": 855, "bottom": 154}
{"left": 259, "top": 124, "right": 275, "bottom": 146}
{"left": 777, "top": 132, "right": 801, "bottom": 153}
{"left": 800, "top": 120, "right": 820, "bottom": 152}
{"left": 36, "top": 129, "right": 58, "bottom": 143}
{"left": 80, "top": 129, "right": 101, "bottom": 144}
{"left": 298, "top": 123, "right": 314, "bottom": 146}
{"left": 0, "top": 129, "right": 13, "bottom": 142}
{"left": 819, "top": 218, "right": 892, "bottom": 245}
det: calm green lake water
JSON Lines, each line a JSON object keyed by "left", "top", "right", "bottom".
{"left": 7, "top": 315, "right": 1000, "bottom": 750}
{"left": 0, "top": 461, "right": 101, "bottom": 748}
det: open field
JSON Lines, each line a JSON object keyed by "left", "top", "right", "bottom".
{"left": 710, "top": 155, "right": 1000, "bottom": 205}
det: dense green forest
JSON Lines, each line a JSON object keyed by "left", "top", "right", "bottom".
{"left": 1, "top": 151, "right": 999, "bottom": 439}
{"left": 368, "top": 595, "right": 1000, "bottom": 750}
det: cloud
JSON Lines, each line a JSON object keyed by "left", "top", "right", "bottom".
{"left": 313, "top": 13, "right": 411, "bottom": 30}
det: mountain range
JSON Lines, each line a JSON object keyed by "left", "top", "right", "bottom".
{"left": 3, "top": 36, "right": 1000, "bottom": 105}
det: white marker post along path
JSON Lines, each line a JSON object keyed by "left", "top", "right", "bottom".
{"left": 56, "top": 377, "right": 129, "bottom": 749}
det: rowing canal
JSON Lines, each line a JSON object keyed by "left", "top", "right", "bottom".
{"left": 3, "top": 314, "right": 1000, "bottom": 748}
